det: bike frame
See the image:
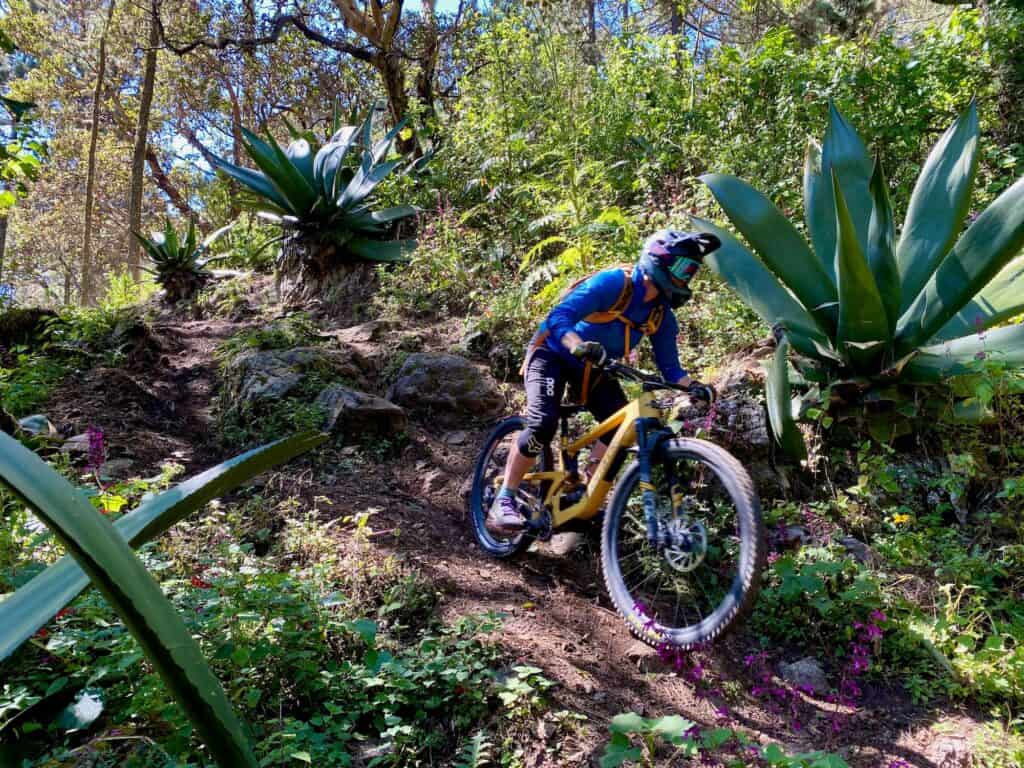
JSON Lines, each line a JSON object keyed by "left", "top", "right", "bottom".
{"left": 520, "top": 389, "right": 665, "bottom": 528}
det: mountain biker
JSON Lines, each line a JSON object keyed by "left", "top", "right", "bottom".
{"left": 486, "top": 229, "right": 722, "bottom": 536}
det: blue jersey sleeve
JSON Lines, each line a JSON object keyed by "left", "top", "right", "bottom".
{"left": 651, "top": 309, "right": 686, "bottom": 382}
{"left": 545, "top": 269, "right": 629, "bottom": 347}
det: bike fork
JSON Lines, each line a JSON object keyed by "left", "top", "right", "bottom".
{"left": 635, "top": 418, "right": 663, "bottom": 547}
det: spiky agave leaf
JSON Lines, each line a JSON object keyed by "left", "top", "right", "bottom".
{"left": 211, "top": 109, "right": 420, "bottom": 283}
{"left": 0, "top": 433, "right": 259, "bottom": 767}
{"left": 702, "top": 98, "right": 1023, "bottom": 450}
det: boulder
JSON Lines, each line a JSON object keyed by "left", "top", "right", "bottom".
{"left": 387, "top": 353, "right": 504, "bottom": 424}
{"left": 778, "top": 657, "right": 828, "bottom": 694}
{"left": 460, "top": 329, "right": 492, "bottom": 357}
{"left": 221, "top": 346, "right": 367, "bottom": 407}
{"left": 315, "top": 385, "right": 406, "bottom": 436}
{"left": 331, "top": 320, "right": 392, "bottom": 345}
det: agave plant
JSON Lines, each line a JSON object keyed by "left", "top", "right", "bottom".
{"left": 697, "top": 100, "right": 1024, "bottom": 455}
{"left": 135, "top": 219, "right": 232, "bottom": 303}
{"left": 210, "top": 110, "right": 417, "bottom": 300}
{"left": 0, "top": 430, "right": 324, "bottom": 765}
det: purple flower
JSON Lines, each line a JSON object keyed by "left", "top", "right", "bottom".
{"left": 869, "top": 609, "right": 887, "bottom": 624}
{"left": 87, "top": 425, "right": 105, "bottom": 472}
{"left": 975, "top": 350, "right": 987, "bottom": 361}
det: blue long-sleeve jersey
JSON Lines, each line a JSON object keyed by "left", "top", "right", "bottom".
{"left": 540, "top": 266, "right": 687, "bottom": 382}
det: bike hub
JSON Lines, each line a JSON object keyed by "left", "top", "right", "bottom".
{"left": 662, "top": 518, "right": 708, "bottom": 573}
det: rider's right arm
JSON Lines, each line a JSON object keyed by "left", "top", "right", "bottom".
{"left": 545, "top": 270, "right": 628, "bottom": 353}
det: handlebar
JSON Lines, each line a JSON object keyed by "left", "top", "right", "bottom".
{"left": 602, "top": 360, "right": 688, "bottom": 392}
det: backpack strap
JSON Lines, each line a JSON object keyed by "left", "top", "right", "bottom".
{"left": 582, "top": 267, "right": 634, "bottom": 324}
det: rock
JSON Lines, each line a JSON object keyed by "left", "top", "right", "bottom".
{"left": 489, "top": 343, "right": 521, "bottom": 382}
{"left": 778, "top": 525, "right": 812, "bottom": 548}
{"left": 18, "top": 414, "right": 57, "bottom": 437}
{"left": 445, "top": 430, "right": 469, "bottom": 446}
{"left": 421, "top": 469, "right": 447, "bottom": 494}
{"left": 548, "top": 532, "right": 581, "bottom": 556}
{"left": 62, "top": 433, "right": 90, "bottom": 453}
{"left": 332, "top": 320, "right": 391, "bottom": 345}
{"left": 99, "top": 459, "right": 134, "bottom": 478}
{"left": 461, "top": 329, "right": 492, "bottom": 357}
{"left": 837, "top": 536, "right": 881, "bottom": 565}
{"left": 387, "top": 353, "right": 504, "bottom": 424}
{"left": 626, "top": 641, "right": 663, "bottom": 673}
{"left": 778, "top": 657, "right": 828, "bottom": 694}
{"left": 315, "top": 385, "right": 406, "bottom": 436}
{"left": 221, "top": 346, "right": 367, "bottom": 407}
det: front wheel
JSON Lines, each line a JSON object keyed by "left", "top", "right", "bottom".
{"left": 468, "top": 417, "right": 550, "bottom": 558}
{"left": 601, "top": 438, "right": 765, "bottom": 650}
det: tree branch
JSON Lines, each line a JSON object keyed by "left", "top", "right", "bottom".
{"left": 152, "top": 1, "right": 376, "bottom": 62}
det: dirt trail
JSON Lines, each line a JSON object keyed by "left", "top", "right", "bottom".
{"left": 46, "top": 307, "right": 979, "bottom": 768}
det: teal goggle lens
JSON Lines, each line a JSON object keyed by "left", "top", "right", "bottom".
{"left": 669, "top": 256, "right": 702, "bottom": 286}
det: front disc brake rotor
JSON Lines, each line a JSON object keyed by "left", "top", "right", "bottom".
{"left": 663, "top": 518, "right": 707, "bottom": 573}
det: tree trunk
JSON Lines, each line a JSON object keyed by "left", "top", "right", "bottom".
{"left": 128, "top": 7, "right": 159, "bottom": 282}
{"left": 379, "top": 51, "right": 414, "bottom": 153}
{"left": 414, "top": 0, "right": 439, "bottom": 132}
{"left": 82, "top": 0, "right": 117, "bottom": 306}
{"left": 588, "top": 0, "right": 597, "bottom": 43}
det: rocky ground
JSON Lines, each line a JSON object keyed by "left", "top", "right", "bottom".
{"left": 30, "top": 284, "right": 985, "bottom": 768}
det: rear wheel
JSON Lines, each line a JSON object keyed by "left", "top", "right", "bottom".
{"left": 601, "top": 438, "right": 764, "bottom": 649}
{"left": 469, "top": 417, "right": 550, "bottom": 558}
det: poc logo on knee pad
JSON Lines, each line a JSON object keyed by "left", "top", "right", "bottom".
{"left": 544, "top": 377, "right": 555, "bottom": 397}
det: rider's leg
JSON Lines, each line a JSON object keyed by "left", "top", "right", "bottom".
{"left": 583, "top": 375, "right": 629, "bottom": 479}
{"left": 487, "top": 348, "right": 566, "bottom": 533}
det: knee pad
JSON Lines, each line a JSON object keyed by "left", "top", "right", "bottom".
{"left": 517, "top": 422, "right": 555, "bottom": 457}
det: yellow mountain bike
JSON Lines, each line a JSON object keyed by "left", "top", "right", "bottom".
{"left": 469, "top": 361, "right": 765, "bottom": 650}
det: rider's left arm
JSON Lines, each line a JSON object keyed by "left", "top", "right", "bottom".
{"left": 650, "top": 310, "right": 690, "bottom": 386}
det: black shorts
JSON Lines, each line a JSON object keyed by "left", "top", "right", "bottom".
{"left": 517, "top": 346, "right": 628, "bottom": 457}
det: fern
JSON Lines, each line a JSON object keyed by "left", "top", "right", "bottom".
{"left": 454, "top": 731, "right": 492, "bottom": 768}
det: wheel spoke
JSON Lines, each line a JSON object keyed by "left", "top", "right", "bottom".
{"left": 609, "top": 447, "right": 754, "bottom": 645}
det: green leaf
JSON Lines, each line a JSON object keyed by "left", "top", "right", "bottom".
{"left": 201, "top": 221, "right": 235, "bottom": 252}
{"left": 866, "top": 158, "right": 900, "bottom": 337}
{"left": 346, "top": 237, "right": 415, "bottom": 264}
{"left": 0, "top": 433, "right": 258, "bottom": 766}
{"left": 348, "top": 619, "right": 378, "bottom": 645}
{"left": 833, "top": 171, "right": 890, "bottom": 369}
{"left": 210, "top": 156, "right": 292, "bottom": 214}
{"left": 372, "top": 118, "right": 408, "bottom": 164}
{"left": 700, "top": 173, "right": 836, "bottom": 325}
{"left": 56, "top": 690, "right": 103, "bottom": 732}
{"left": 1, "top": 97, "right": 34, "bottom": 122}
{"left": 608, "top": 712, "right": 648, "bottom": 734}
{"left": 337, "top": 159, "right": 402, "bottom": 211}
{"left": 0, "top": 431, "right": 325, "bottom": 661}
{"left": 931, "top": 256, "right": 1024, "bottom": 341}
{"left": 766, "top": 338, "right": 807, "bottom": 460}
{"left": 599, "top": 734, "right": 642, "bottom": 768}
{"left": 284, "top": 138, "right": 316, "bottom": 188}
{"left": 261, "top": 130, "right": 319, "bottom": 215}
{"left": 650, "top": 715, "right": 692, "bottom": 738}
{"left": 903, "top": 323, "right": 1024, "bottom": 382}
{"left": 803, "top": 139, "right": 837, "bottom": 285}
{"left": 897, "top": 176, "right": 1024, "bottom": 353}
{"left": 690, "top": 215, "right": 833, "bottom": 361}
{"left": 896, "top": 100, "right": 979, "bottom": 314}
{"left": 314, "top": 126, "right": 358, "bottom": 200}
{"left": 348, "top": 205, "right": 418, "bottom": 232}
{"left": 821, "top": 100, "right": 873, "bottom": 253}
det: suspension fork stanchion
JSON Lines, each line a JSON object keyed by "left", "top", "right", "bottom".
{"left": 635, "top": 418, "right": 662, "bottom": 548}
